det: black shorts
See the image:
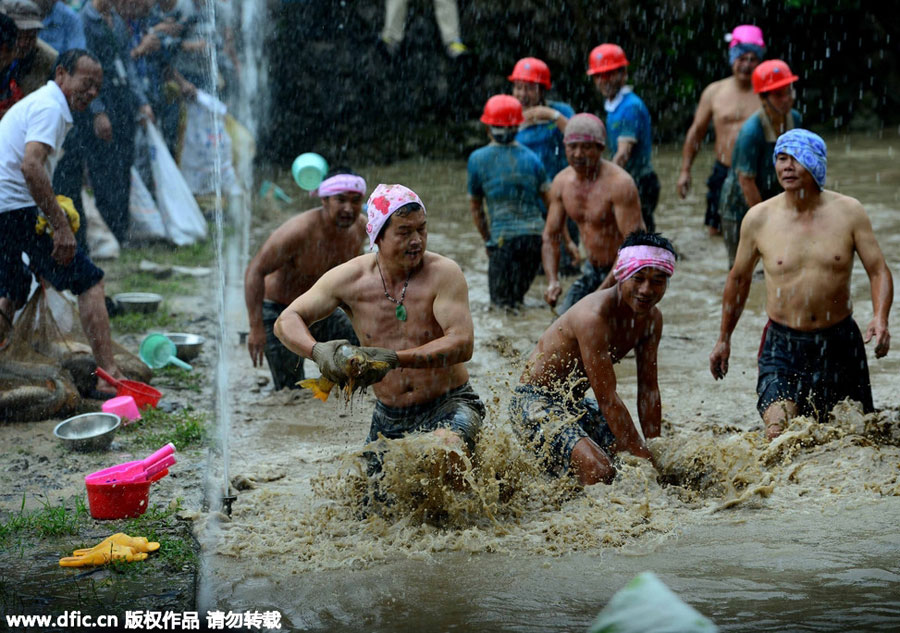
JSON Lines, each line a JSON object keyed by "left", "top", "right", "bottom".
{"left": 487, "top": 234, "right": 542, "bottom": 308}
{"left": 757, "top": 317, "right": 874, "bottom": 418}
{"left": 0, "top": 207, "right": 104, "bottom": 305}
{"left": 557, "top": 262, "right": 612, "bottom": 315}
{"left": 367, "top": 382, "right": 485, "bottom": 451}
{"left": 636, "top": 171, "right": 660, "bottom": 233}
{"left": 509, "top": 384, "right": 615, "bottom": 476}
{"left": 705, "top": 161, "right": 728, "bottom": 231}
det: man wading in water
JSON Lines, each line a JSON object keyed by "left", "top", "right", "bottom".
{"left": 676, "top": 25, "right": 765, "bottom": 236}
{"left": 710, "top": 129, "right": 893, "bottom": 440}
{"left": 275, "top": 184, "right": 485, "bottom": 481}
{"left": 244, "top": 168, "right": 366, "bottom": 390}
{"left": 542, "top": 113, "right": 644, "bottom": 314}
{"left": 511, "top": 230, "right": 675, "bottom": 485}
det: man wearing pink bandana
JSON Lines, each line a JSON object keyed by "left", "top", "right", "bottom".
{"left": 542, "top": 112, "right": 644, "bottom": 314}
{"left": 676, "top": 25, "right": 765, "bottom": 236}
{"left": 244, "top": 168, "right": 367, "bottom": 390}
{"left": 275, "top": 183, "right": 485, "bottom": 483}
{"left": 511, "top": 230, "right": 676, "bottom": 485}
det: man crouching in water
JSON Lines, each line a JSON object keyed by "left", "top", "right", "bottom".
{"left": 511, "top": 230, "right": 676, "bottom": 485}
{"left": 274, "top": 184, "right": 485, "bottom": 481}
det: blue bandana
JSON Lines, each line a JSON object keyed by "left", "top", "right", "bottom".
{"left": 729, "top": 43, "right": 765, "bottom": 65}
{"left": 774, "top": 129, "right": 827, "bottom": 189}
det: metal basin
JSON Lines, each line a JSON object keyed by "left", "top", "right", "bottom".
{"left": 54, "top": 413, "right": 121, "bottom": 452}
{"left": 113, "top": 292, "right": 163, "bottom": 314}
{"left": 162, "top": 332, "right": 206, "bottom": 362}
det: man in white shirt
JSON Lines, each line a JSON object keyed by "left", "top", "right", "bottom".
{"left": 0, "top": 48, "right": 124, "bottom": 393}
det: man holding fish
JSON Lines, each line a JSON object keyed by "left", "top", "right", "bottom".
{"left": 274, "top": 184, "right": 485, "bottom": 475}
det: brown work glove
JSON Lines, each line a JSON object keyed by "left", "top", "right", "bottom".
{"left": 355, "top": 346, "right": 400, "bottom": 386}
{"left": 311, "top": 339, "right": 354, "bottom": 384}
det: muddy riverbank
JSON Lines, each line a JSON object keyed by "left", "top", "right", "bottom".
{"left": 0, "top": 245, "right": 218, "bottom": 628}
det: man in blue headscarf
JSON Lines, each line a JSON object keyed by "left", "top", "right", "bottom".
{"left": 710, "top": 128, "right": 893, "bottom": 440}
{"left": 676, "top": 25, "right": 765, "bottom": 236}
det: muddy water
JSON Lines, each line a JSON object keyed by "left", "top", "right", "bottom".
{"left": 201, "top": 133, "right": 900, "bottom": 631}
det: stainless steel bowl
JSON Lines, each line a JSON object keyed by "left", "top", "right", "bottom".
{"left": 113, "top": 292, "right": 163, "bottom": 314}
{"left": 162, "top": 332, "right": 206, "bottom": 362}
{"left": 53, "top": 413, "right": 121, "bottom": 452}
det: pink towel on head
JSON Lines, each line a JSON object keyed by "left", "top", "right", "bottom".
{"left": 613, "top": 245, "right": 676, "bottom": 282}
{"left": 365, "top": 184, "right": 426, "bottom": 249}
{"left": 315, "top": 174, "right": 367, "bottom": 198}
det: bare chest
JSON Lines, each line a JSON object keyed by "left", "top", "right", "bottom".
{"left": 562, "top": 185, "right": 613, "bottom": 228}
{"left": 349, "top": 278, "right": 443, "bottom": 349}
{"left": 711, "top": 89, "right": 758, "bottom": 127}
{"left": 760, "top": 218, "right": 854, "bottom": 277}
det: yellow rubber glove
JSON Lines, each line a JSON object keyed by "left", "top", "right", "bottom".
{"left": 71, "top": 533, "right": 160, "bottom": 556}
{"left": 35, "top": 195, "right": 80, "bottom": 236}
{"left": 59, "top": 543, "right": 148, "bottom": 567}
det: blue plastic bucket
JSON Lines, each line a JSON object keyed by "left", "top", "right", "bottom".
{"left": 291, "top": 153, "right": 329, "bottom": 191}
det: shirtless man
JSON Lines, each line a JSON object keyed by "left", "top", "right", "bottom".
{"left": 512, "top": 230, "right": 676, "bottom": 485}
{"left": 542, "top": 113, "right": 644, "bottom": 314}
{"left": 710, "top": 129, "right": 893, "bottom": 440}
{"left": 274, "top": 184, "right": 485, "bottom": 465}
{"left": 676, "top": 25, "right": 765, "bottom": 235}
{"left": 244, "top": 169, "right": 366, "bottom": 390}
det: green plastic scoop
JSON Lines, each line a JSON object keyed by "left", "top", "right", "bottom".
{"left": 139, "top": 333, "right": 192, "bottom": 371}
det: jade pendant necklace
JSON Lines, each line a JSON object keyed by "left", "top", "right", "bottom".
{"left": 375, "top": 255, "right": 412, "bottom": 321}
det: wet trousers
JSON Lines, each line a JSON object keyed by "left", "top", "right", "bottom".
{"left": 704, "top": 161, "right": 728, "bottom": 231}
{"left": 487, "top": 234, "right": 542, "bottom": 308}
{"left": 757, "top": 316, "right": 874, "bottom": 419}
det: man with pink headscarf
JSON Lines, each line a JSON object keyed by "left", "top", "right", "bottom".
{"left": 676, "top": 25, "right": 765, "bottom": 236}
{"left": 511, "top": 230, "right": 676, "bottom": 485}
{"left": 275, "top": 183, "right": 485, "bottom": 485}
{"left": 244, "top": 168, "right": 367, "bottom": 390}
{"left": 542, "top": 112, "right": 644, "bottom": 314}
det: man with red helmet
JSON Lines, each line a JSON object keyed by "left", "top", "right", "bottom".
{"left": 508, "top": 56, "right": 580, "bottom": 276}
{"left": 508, "top": 57, "right": 573, "bottom": 179}
{"left": 718, "top": 59, "right": 801, "bottom": 267}
{"left": 676, "top": 25, "right": 765, "bottom": 236}
{"left": 588, "top": 43, "right": 659, "bottom": 233}
{"left": 467, "top": 94, "right": 557, "bottom": 309}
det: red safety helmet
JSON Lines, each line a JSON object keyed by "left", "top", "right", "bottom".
{"left": 480, "top": 94, "right": 524, "bottom": 127}
{"left": 752, "top": 59, "right": 799, "bottom": 94}
{"left": 587, "top": 44, "right": 629, "bottom": 75}
{"left": 508, "top": 57, "right": 551, "bottom": 89}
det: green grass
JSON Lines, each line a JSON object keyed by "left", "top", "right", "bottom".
{"left": 154, "top": 365, "right": 203, "bottom": 393}
{"left": 119, "top": 407, "right": 206, "bottom": 451}
{"left": 110, "top": 307, "right": 179, "bottom": 334}
{"left": 116, "top": 239, "right": 215, "bottom": 269}
{"left": 115, "top": 499, "right": 196, "bottom": 572}
{"left": 110, "top": 271, "right": 197, "bottom": 297}
{"left": 0, "top": 495, "right": 90, "bottom": 546}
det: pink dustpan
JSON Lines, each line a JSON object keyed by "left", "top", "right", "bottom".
{"left": 84, "top": 443, "right": 176, "bottom": 485}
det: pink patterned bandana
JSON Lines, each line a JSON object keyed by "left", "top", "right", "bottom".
{"left": 613, "top": 245, "right": 676, "bottom": 282}
{"left": 314, "top": 174, "right": 367, "bottom": 198}
{"left": 365, "top": 184, "right": 426, "bottom": 249}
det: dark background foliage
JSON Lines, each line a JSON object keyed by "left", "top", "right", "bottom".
{"left": 261, "top": 0, "right": 898, "bottom": 163}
